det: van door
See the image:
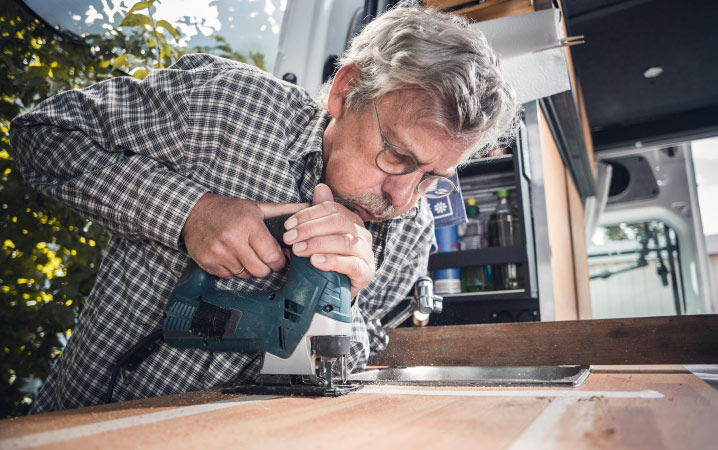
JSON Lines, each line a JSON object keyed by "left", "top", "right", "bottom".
{"left": 589, "top": 144, "right": 715, "bottom": 318}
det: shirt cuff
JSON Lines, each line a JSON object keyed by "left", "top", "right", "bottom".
{"left": 136, "top": 165, "right": 209, "bottom": 250}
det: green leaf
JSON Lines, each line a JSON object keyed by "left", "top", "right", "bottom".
{"left": 21, "top": 65, "right": 51, "bottom": 80}
{"left": 249, "top": 52, "right": 266, "bottom": 71}
{"left": 131, "top": 68, "right": 149, "bottom": 80}
{"left": 155, "top": 20, "right": 180, "bottom": 40}
{"left": 127, "top": 0, "right": 155, "bottom": 15}
{"left": 119, "top": 13, "right": 153, "bottom": 29}
{"left": 113, "top": 53, "right": 128, "bottom": 69}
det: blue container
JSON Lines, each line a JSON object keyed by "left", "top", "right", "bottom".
{"left": 433, "top": 225, "right": 461, "bottom": 294}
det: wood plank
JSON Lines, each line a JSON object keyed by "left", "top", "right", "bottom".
{"left": 424, "top": 0, "right": 474, "bottom": 9}
{"left": 567, "top": 164, "right": 593, "bottom": 319}
{"left": 456, "top": 0, "right": 534, "bottom": 23}
{"left": 555, "top": 0, "right": 595, "bottom": 319}
{"left": 2, "top": 367, "right": 717, "bottom": 449}
{"left": 539, "top": 108, "right": 579, "bottom": 319}
{"left": 370, "top": 315, "right": 718, "bottom": 366}
{"left": 426, "top": 0, "right": 535, "bottom": 23}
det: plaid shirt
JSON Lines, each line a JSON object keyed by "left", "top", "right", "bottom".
{"left": 11, "top": 54, "right": 434, "bottom": 413}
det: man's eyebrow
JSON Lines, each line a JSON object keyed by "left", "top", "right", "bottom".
{"left": 413, "top": 153, "right": 454, "bottom": 178}
{"left": 395, "top": 146, "right": 453, "bottom": 178}
{"left": 431, "top": 168, "right": 455, "bottom": 178}
{"left": 386, "top": 132, "right": 454, "bottom": 178}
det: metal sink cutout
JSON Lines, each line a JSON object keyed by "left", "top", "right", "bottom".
{"left": 348, "top": 365, "right": 592, "bottom": 388}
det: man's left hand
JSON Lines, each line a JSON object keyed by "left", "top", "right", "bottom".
{"left": 283, "top": 184, "right": 375, "bottom": 299}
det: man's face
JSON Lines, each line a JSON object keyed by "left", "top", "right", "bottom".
{"left": 322, "top": 91, "right": 469, "bottom": 222}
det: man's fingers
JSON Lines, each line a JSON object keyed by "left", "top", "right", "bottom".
{"left": 284, "top": 198, "right": 363, "bottom": 231}
{"left": 309, "top": 254, "right": 374, "bottom": 297}
{"left": 248, "top": 227, "right": 286, "bottom": 273}
{"left": 312, "top": 183, "right": 334, "bottom": 205}
{"left": 256, "top": 201, "right": 309, "bottom": 219}
{"left": 284, "top": 213, "right": 370, "bottom": 246}
{"left": 292, "top": 233, "right": 372, "bottom": 263}
{"left": 282, "top": 183, "right": 343, "bottom": 231}
{"left": 225, "top": 263, "right": 251, "bottom": 280}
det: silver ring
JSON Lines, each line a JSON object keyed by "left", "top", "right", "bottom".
{"left": 233, "top": 267, "right": 246, "bottom": 277}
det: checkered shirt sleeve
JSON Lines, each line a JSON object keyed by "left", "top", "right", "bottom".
{"left": 11, "top": 61, "right": 210, "bottom": 249}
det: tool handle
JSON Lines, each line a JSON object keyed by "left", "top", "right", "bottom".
{"left": 264, "top": 214, "right": 293, "bottom": 250}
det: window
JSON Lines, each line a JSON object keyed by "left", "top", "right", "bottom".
{"left": 589, "top": 221, "right": 684, "bottom": 318}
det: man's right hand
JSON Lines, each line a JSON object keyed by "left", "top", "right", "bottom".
{"left": 181, "top": 193, "right": 309, "bottom": 279}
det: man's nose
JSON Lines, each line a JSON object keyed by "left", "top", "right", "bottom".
{"left": 382, "top": 173, "right": 420, "bottom": 210}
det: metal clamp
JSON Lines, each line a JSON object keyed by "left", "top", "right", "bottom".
{"left": 384, "top": 276, "right": 443, "bottom": 329}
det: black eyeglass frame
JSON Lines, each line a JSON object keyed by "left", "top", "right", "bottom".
{"left": 372, "top": 100, "right": 458, "bottom": 199}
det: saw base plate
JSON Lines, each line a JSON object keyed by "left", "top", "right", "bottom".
{"left": 223, "top": 383, "right": 362, "bottom": 397}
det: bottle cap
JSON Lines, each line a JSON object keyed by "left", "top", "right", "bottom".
{"left": 497, "top": 189, "right": 509, "bottom": 199}
{"left": 465, "top": 198, "right": 479, "bottom": 216}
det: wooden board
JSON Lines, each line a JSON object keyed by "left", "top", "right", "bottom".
{"left": 370, "top": 315, "right": 718, "bottom": 366}
{"left": 538, "top": 107, "right": 580, "bottom": 319}
{"left": 1, "top": 366, "right": 717, "bottom": 449}
{"left": 425, "top": 0, "right": 535, "bottom": 23}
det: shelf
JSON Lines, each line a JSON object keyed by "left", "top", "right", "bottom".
{"left": 439, "top": 289, "right": 528, "bottom": 302}
{"left": 428, "top": 245, "right": 527, "bottom": 270}
{"left": 428, "top": 297, "right": 540, "bottom": 326}
{"left": 459, "top": 154, "right": 514, "bottom": 178}
{"left": 468, "top": 154, "right": 513, "bottom": 165}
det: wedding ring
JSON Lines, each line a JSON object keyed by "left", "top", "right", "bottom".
{"left": 233, "top": 267, "right": 246, "bottom": 277}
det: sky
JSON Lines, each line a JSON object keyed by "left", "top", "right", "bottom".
{"left": 24, "top": 0, "right": 287, "bottom": 72}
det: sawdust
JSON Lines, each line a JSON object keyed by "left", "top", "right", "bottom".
{"left": 431, "top": 338, "right": 453, "bottom": 354}
{"left": 578, "top": 395, "right": 604, "bottom": 402}
{"left": 584, "top": 427, "right": 617, "bottom": 441}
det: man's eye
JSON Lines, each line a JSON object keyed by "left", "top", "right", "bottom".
{"left": 386, "top": 148, "right": 412, "bottom": 166}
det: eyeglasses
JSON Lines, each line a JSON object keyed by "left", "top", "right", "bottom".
{"left": 372, "top": 100, "right": 458, "bottom": 199}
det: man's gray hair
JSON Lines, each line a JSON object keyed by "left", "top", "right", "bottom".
{"left": 317, "top": 3, "right": 520, "bottom": 159}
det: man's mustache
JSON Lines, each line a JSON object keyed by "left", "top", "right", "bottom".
{"left": 334, "top": 193, "right": 398, "bottom": 222}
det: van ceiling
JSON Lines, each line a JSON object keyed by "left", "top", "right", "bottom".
{"left": 563, "top": 0, "right": 718, "bottom": 151}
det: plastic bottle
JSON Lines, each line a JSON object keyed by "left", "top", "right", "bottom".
{"left": 459, "top": 198, "right": 493, "bottom": 292}
{"left": 489, "top": 189, "right": 522, "bottom": 290}
{"left": 433, "top": 225, "right": 461, "bottom": 295}
{"left": 459, "top": 198, "right": 483, "bottom": 251}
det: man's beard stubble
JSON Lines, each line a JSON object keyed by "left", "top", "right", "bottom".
{"left": 334, "top": 192, "right": 399, "bottom": 222}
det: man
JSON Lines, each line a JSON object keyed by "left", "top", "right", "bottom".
{"left": 11, "top": 4, "right": 518, "bottom": 413}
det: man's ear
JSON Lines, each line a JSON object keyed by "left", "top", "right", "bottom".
{"left": 327, "top": 64, "right": 360, "bottom": 119}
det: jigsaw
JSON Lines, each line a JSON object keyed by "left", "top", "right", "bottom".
{"left": 105, "top": 215, "right": 360, "bottom": 402}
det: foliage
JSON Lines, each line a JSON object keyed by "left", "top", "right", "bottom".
{"left": 0, "top": 0, "right": 261, "bottom": 417}
{"left": 111, "top": 0, "right": 266, "bottom": 78}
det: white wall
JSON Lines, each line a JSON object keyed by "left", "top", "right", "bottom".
{"left": 707, "top": 235, "right": 718, "bottom": 308}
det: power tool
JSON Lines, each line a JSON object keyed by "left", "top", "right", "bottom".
{"left": 105, "top": 215, "right": 359, "bottom": 402}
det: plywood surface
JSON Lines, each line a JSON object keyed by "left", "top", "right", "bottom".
{"left": 2, "top": 366, "right": 717, "bottom": 449}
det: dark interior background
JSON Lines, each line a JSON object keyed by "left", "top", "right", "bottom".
{"left": 563, "top": 0, "right": 718, "bottom": 151}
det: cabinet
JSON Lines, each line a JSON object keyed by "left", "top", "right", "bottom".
{"left": 385, "top": 102, "right": 553, "bottom": 326}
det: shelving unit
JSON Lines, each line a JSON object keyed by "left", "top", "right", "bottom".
{"left": 425, "top": 104, "right": 544, "bottom": 326}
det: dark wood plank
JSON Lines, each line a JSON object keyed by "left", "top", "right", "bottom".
{"left": 425, "top": 0, "right": 535, "bottom": 23}
{"left": 424, "top": 0, "right": 473, "bottom": 9}
{"left": 370, "top": 315, "right": 718, "bottom": 366}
